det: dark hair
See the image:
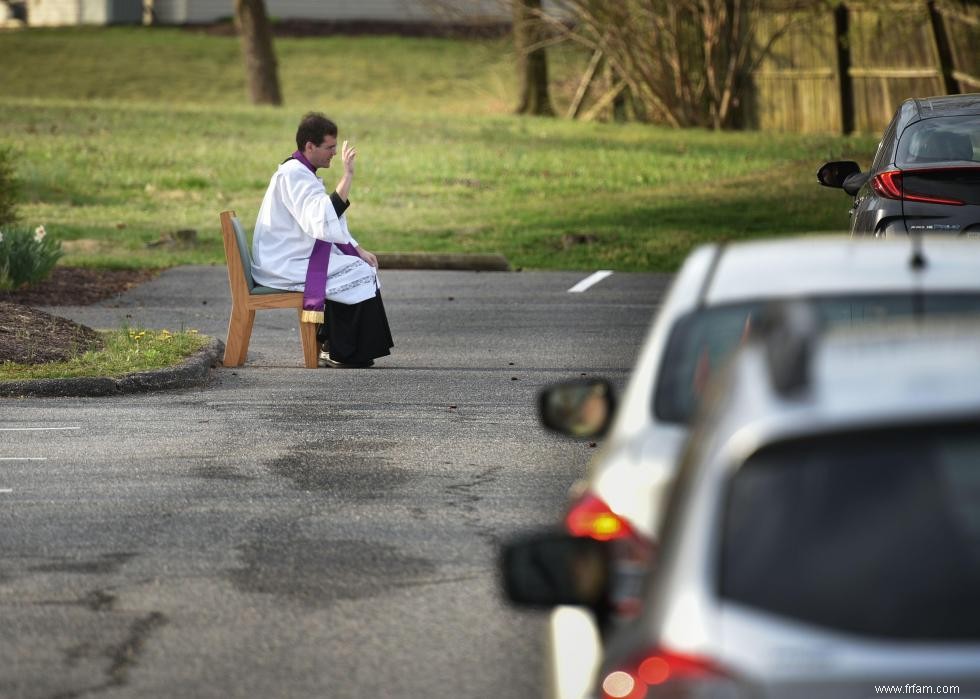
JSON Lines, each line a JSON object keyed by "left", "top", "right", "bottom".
{"left": 295, "top": 112, "right": 338, "bottom": 151}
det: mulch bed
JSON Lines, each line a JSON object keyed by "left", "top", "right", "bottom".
{"left": 0, "top": 267, "right": 157, "bottom": 365}
{"left": 0, "top": 302, "right": 104, "bottom": 364}
{"left": 0, "top": 267, "right": 158, "bottom": 307}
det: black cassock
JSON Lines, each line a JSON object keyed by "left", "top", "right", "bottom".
{"left": 316, "top": 191, "right": 393, "bottom": 365}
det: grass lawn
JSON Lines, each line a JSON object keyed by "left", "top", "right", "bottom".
{"left": 0, "top": 327, "right": 209, "bottom": 380}
{"left": 0, "top": 26, "right": 878, "bottom": 272}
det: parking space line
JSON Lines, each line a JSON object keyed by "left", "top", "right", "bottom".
{"left": 0, "top": 457, "right": 46, "bottom": 461}
{"left": 568, "top": 270, "right": 613, "bottom": 293}
{"left": 0, "top": 489, "right": 12, "bottom": 494}
{"left": 0, "top": 426, "right": 81, "bottom": 431}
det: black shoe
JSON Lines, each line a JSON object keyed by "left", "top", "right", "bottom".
{"left": 318, "top": 351, "right": 374, "bottom": 369}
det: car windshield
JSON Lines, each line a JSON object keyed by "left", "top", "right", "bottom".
{"left": 897, "top": 115, "right": 979, "bottom": 165}
{"left": 720, "top": 422, "right": 980, "bottom": 639}
{"left": 654, "top": 293, "right": 980, "bottom": 424}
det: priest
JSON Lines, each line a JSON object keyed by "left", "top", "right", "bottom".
{"left": 251, "top": 112, "right": 393, "bottom": 368}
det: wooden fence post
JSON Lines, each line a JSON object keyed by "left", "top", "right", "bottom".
{"left": 834, "top": 2, "right": 855, "bottom": 135}
{"left": 926, "top": 0, "right": 961, "bottom": 95}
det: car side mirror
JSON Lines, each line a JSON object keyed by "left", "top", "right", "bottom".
{"left": 500, "top": 531, "right": 611, "bottom": 609}
{"left": 817, "top": 161, "right": 861, "bottom": 189}
{"left": 539, "top": 379, "right": 615, "bottom": 439}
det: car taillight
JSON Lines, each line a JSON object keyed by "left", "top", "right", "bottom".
{"left": 870, "top": 170, "right": 903, "bottom": 200}
{"left": 871, "top": 169, "right": 965, "bottom": 205}
{"left": 565, "top": 493, "right": 655, "bottom": 618}
{"left": 600, "top": 647, "right": 730, "bottom": 699}
{"left": 565, "top": 493, "right": 635, "bottom": 541}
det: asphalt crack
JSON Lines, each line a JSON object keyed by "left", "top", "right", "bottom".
{"left": 442, "top": 465, "right": 504, "bottom": 546}
{"left": 51, "top": 611, "right": 168, "bottom": 699}
{"left": 82, "top": 589, "right": 117, "bottom": 612}
{"left": 30, "top": 553, "right": 136, "bottom": 576}
{"left": 105, "top": 612, "right": 168, "bottom": 686}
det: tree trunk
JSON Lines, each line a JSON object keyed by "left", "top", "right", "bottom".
{"left": 513, "top": 0, "right": 555, "bottom": 116}
{"left": 234, "top": 0, "right": 282, "bottom": 106}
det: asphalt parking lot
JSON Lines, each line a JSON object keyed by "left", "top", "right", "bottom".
{"left": 0, "top": 266, "right": 669, "bottom": 698}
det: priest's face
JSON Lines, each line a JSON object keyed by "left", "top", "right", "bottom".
{"left": 306, "top": 135, "right": 338, "bottom": 170}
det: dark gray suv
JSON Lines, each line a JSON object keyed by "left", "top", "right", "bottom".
{"left": 818, "top": 93, "right": 980, "bottom": 238}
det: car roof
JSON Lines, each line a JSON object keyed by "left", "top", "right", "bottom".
{"left": 908, "top": 92, "right": 980, "bottom": 119}
{"left": 701, "top": 237, "right": 980, "bottom": 305}
{"left": 815, "top": 323, "right": 980, "bottom": 417}
{"left": 713, "top": 319, "right": 980, "bottom": 457}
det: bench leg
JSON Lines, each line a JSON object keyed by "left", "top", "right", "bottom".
{"left": 224, "top": 306, "right": 255, "bottom": 367}
{"left": 298, "top": 312, "right": 319, "bottom": 369}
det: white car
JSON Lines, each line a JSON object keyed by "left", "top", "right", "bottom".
{"left": 530, "top": 237, "right": 980, "bottom": 699}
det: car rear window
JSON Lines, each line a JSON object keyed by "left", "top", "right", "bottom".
{"left": 654, "top": 293, "right": 980, "bottom": 424}
{"left": 719, "top": 423, "right": 980, "bottom": 639}
{"left": 897, "top": 116, "right": 979, "bottom": 165}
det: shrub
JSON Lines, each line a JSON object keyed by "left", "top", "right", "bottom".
{"left": 0, "top": 225, "right": 64, "bottom": 291}
{"left": 0, "top": 146, "right": 18, "bottom": 227}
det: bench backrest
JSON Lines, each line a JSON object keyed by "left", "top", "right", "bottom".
{"left": 228, "top": 215, "right": 256, "bottom": 291}
{"left": 220, "top": 210, "right": 254, "bottom": 299}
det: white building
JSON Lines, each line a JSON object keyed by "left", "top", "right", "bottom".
{"left": 22, "top": 0, "right": 140, "bottom": 24}
{"left": 20, "top": 0, "right": 512, "bottom": 27}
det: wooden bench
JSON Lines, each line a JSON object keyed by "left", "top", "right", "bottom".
{"left": 219, "top": 210, "right": 319, "bottom": 368}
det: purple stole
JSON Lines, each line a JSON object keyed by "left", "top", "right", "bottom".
{"left": 291, "top": 151, "right": 359, "bottom": 324}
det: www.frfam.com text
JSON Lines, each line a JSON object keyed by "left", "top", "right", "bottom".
{"left": 875, "top": 685, "right": 961, "bottom": 695}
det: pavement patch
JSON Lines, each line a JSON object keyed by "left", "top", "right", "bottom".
{"left": 268, "top": 438, "right": 416, "bottom": 494}
{"left": 228, "top": 527, "right": 439, "bottom": 606}
{"left": 192, "top": 463, "right": 257, "bottom": 482}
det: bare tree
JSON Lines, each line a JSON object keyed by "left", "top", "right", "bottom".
{"left": 513, "top": 0, "right": 556, "bottom": 116}
{"left": 548, "top": 0, "right": 812, "bottom": 129}
{"left": 235, "top": 0, "right": 282, "bottom": 106}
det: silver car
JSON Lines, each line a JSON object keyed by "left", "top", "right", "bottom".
{"left": 593, "top": 315, "right": 980, "bottom": 699}
{"left": 505, "top": 314, "right": 980, "bottom": 698}
{"left": 530, "top": 237, "right": 980, "bottom": 699}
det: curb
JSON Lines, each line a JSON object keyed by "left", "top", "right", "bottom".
{"left": 0, "top": 337, "right": 225, "bottom": 398}
{"left": 377, "top": 252, "right": 510, "bottom": 271}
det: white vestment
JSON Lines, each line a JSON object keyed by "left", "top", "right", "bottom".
{"left": 251, "top": 159, "right": 378, "bottom": 305}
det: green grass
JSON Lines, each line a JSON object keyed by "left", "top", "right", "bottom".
{"left": 0, "top": 327, "right": 209, "bottom": 381}
{"left": 0, "top": 26, "right": 878, "bottom": 272}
